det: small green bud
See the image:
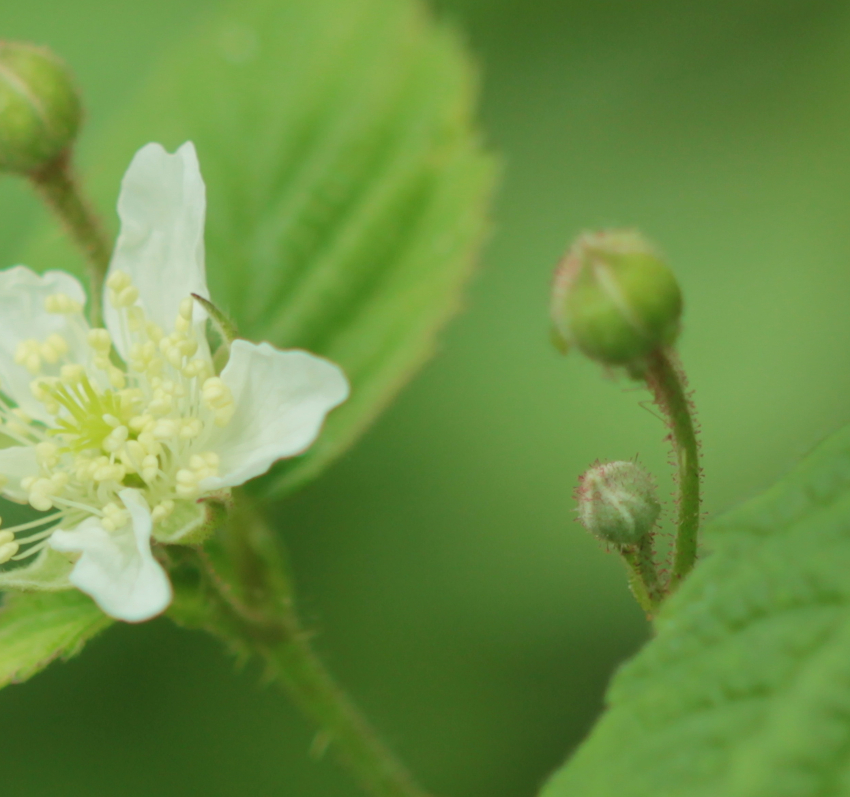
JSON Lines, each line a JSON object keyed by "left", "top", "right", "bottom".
{"left": 551, "top": 230, "right": 682, "bottom": 366}
{"left": 0, "top": 42, "right": 81, "bottom": 173}
{"left": 576, "top": 461, "right": 661, "bottom": 546}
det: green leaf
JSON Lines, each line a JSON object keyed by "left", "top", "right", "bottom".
{"left": 23, "top": 0, "right": 495, "bottom": 497}
{"left": 543, "top": 424, "right": 850, "bottom": 797}
{"left": 0, "top": 590, "right": 111, "bottom": 687}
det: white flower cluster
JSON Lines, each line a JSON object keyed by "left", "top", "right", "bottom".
{"left": 0, "top": 143, "right": 349, "bottom": 622}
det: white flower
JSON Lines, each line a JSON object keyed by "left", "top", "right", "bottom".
{"left": 0, "top": 142, "right": 349, "bottom": 622}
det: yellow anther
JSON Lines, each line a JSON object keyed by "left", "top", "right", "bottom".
{"left": 40, "top": 333, "right": 69, "bottom": 364}
{"left": 179, "top": 418, "right": 203, "bottom": 439}
{"left": 60, "top": 363, "right": 86, "bottom": 383}
{"left": 0, "top": 541, "right": 19, "bottom": 564}
{"left": 146, "top": 322, "right": 163, "bottom": 343}
{"left": 151, "top": 499, "right": 175, "bottom": 523}
{"left": 35, "top": 441, "right": 59, "bottom": 468}
{"left": 129, "top": 414, "right": 153, "bottom": 433}
{"left": 127, "top": 306, "right": 145, "bottom": 332}
{"left": 14, "top": 340, "right": 42, "bottom": 374}
{"left": 101, "top": 502, "right": 129, "bottom": 533}
{"left": 140, "top": 454, "right": 159, "bottom": 482}
{"left": 147, "top": 395, "right": 173, "bottom": 415}
{"left": 108, "top": 366, "right": 126, "bottom": 389}
{"left": 175, "top": 468, "right": 200, "bottom": 498}
{"left": 45, "top": 293, "right": 82, "bottom": 314}
{"left": 102, "top": 414, "right": 121, "bottom": 428}
{"left": 28, "top": 477, "right": 57, "bottom": 511}
{"left": 51, "top": 472, "right": 69, "bottom": 489}
{"left": 88, "top": 329, "right": 112, "bottom": 352}
{"left": 151, "top": 419, "right": 178, "bottom": 440}
{"left": 102, "top": 425, "right": 129, "bottom": 453}
{"left": 112, "top": 285, "right": 139, "bottom": 308}
{"left": 215, "top": 405, "right": 235, "bottom": 427}
{"left": 182, "top": 359, "right": 210, "bottom": 379}
{"left": 106, "top": 271, "right": 132, "bottom": 291}
{"left": 0, "top": 530, "right": 12, "bottom": 544}
{"left": 178, "top": 339, "right": 198, "bottom": 357}
{"left": 92, "top": 460, "right": 126, "bottom": 483}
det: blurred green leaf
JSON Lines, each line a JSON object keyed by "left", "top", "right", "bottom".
{"left": 543, "top": 424, "right": 850, "bottom": 797}
{"left": 0, "top": 590, "right": 111, "bottom": 687}
{"left": 25, "top": 0, "right": 495, "bottom": 497}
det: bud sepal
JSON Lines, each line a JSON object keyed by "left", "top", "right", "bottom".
{"left": 576, "top": 460, "right": 661, "bottom": 547}
{"left": 0, "top": 42, "right": 82, "bottom": 174}
{"left": 551, "top": 229, "right": 682, "bottom": 368}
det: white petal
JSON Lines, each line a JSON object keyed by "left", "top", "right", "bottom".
{"left": 49, "top": 489, "right": 172, "bottom": 623}
{"left": 0, "top": 445, "right": 39, "bottom": 502}
{"left": 106, "top": 142, "right": 210, "bottom": 358}
{"left": 0, "top": 266, "right": 89, "bottom": 420}
{"left": 201, "top": 340, "right": 349, "bottom": 491}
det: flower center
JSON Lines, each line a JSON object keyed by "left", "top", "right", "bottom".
{"left": 0, "top": 271, "right": 236, "bottom": 565}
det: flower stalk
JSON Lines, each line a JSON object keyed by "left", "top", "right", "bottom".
{"left": 171, "top": 495, "right": 436, "bottom": 797}
{"left": 643, "top": 348, "right": 700, "bottom": 586}
{"left": 30, "top": 153, "right": 111, "bottom": 326}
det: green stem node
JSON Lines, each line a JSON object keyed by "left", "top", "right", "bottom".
{"left": 30, "top": 152, "right": 111, "bottom": 326}
{"left": 644, "top": 348, "right": 701, "bottom": 587}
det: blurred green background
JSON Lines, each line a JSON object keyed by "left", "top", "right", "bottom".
{"left": 4, "top": 0, "right": 850, "bottom": 795}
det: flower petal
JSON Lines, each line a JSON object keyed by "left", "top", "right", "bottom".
{"left": 105, "top": 142, "right": 210, "bottom": 358}
{"left": 49, "top": 489, "right": 172, "bottom": 623}
{"left": 201, "top": 340, "right": 349, "bottom": 491}
{"left": 0, "top": 445, "right": 39, "bottom": 502}
{"left": 0, "top": 266, "right": 89, "bottom": 419}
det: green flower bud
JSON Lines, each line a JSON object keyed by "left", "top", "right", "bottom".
{"left": 0, "top": 42, "right": 81, "bottom": 173}
{"left": 551, "top": 230, "right": 682, "bottom": 366}
{"left": 576, "top": 461, "right": 661, "bottom": 547}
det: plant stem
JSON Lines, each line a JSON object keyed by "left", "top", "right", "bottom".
{"left": 266, "top": 614, "right": 433, "bottom": 797}
{"left": 643, "top": 348, "right": 701, "bottom": 587}
{"left": 620, "top": 534, "right": 662, "bottom": 617}
{"left": 29, "top": 151, "right": 111, "bottom": 326}
{"left": 178, "top": 497, "right": 436, "bottom": 797}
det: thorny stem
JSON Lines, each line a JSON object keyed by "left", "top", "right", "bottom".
{"left": 29, "top": 151, "right": 111, "bottom": 326}
{"left": 176, "top": 496, "right": 436, "bottom": 797}
{"left": 643, "top": 348, "right": 701, "bottom": 588}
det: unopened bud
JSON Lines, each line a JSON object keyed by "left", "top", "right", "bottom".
{"left": 551, "top": 230, "right": 682, "bottom": 366}
{"left": 0, "top": 42, "right": 81, "bottom": 173}
{"left": 576, "top": 461, "right": 660, "bottom": 546}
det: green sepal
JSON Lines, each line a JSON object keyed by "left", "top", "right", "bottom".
{"left": 0, "top": 589, "right": 111, "bottom": 688}
{"left": 0, "top": 547, "right": 73, "bottom": 591}
{"left": 153, "top": 497, "right": 225, "bottom": 546}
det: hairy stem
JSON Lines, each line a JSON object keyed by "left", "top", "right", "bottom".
{"left": 176, "top": 497, "right": 436, "bottom": 797}
{"left": 644, "top": 348, "right": 701, "bottom": 587}
{"left": 620, "top": 533, "right": 662, "bottom": 617}
{"left": 29, "top": 152, "right": 111, "bottom": 326}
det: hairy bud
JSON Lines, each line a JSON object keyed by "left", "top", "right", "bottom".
{"left": 551, "top": 230, "right": 682, "bottom": 366}
{"left": 576, "top": 461, "right": 661, "bottom": 546}
{"left": 0, "top": 42, "right": 81, "bottom": 173}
